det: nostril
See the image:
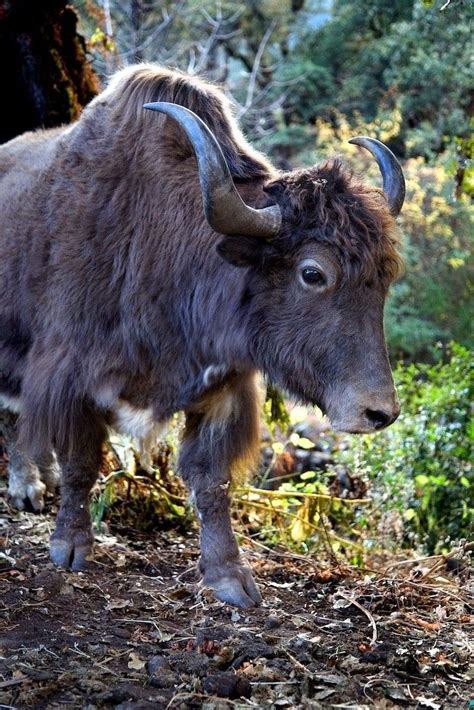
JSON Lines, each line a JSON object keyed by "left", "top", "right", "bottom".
{"left": 365, "top": 408, "right": 392, "bottom": 430}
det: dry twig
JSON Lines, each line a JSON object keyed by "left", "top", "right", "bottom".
{"left": 335, "top": 592, "right": 378, "bottom": 646}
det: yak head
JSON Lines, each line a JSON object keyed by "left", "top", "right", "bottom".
{"left": 144, "top": 102, "right": 405, "bottom": 434}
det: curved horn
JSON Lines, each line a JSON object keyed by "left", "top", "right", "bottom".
{"left": 144, "top": 102, "right": 281, "bottom": 238}
{"left": 348, "top": 136, "right": 405, "bottom": 216}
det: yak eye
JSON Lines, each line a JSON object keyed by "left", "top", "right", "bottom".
{"left": 301, "top": 267, "right": 326, "bottom": 286}
{"left": 298, "top": 258, "right": 333, "bottom": 290}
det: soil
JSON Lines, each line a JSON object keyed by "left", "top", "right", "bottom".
{"left": 1, "top": 484, "right": 472, "bottom": 710}
{"left": 0, "top": 404, "right": 472, "bottom": 710}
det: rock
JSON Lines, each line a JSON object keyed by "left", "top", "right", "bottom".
{"left": 202, "top": 671, "right": 252, "bottom": 699}
{"left": 147, "top": 655, "right": 171, "bottom": 674}
{"left": 233, "top": 635, "right": 274, "bottom": 661}
{"left": 148, "top": 669, "right": 179, "bottom": 689}
{"left": 264, "top": 615, "right": 283, "bottom": 630}
{"left": 168, "top": 650, "right": 210, "bottom": 677}
{"left": 215, "top": 646, "right": 234, "bottom": 668}
{"left": 286, "top": 636, "right": 314, "bottom": 663}
{"left": 195, "top": 625, "right": 233, "bottom": 645}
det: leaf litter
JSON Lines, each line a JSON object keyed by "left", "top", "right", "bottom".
{"left": 0, "top": 450, "right": 472, "bottom": 709}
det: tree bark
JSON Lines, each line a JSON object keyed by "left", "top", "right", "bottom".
{"left": 0, "top": 0, "right": 98, "bottom": 144}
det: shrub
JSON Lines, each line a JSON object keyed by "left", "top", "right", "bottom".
{"left": 336, "top": 343, "right": 473, "bottom": 552}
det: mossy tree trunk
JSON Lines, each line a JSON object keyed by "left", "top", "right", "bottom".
{"left": 0, "top": 0, "right": 98, "bottom": 144}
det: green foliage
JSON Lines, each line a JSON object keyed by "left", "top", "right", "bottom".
{"left": 292, "top": 0, "right": 414, "bottom": 120}
{"left": 236, "top": 476, "right": 368, "bottom": 561}
{"left": 336, "top": 343, "right": 473, "bottom": 552}
{"left": 283, "top": 0, "right": 471, "bottom": 157}
{"left": 264, "top": 383, "right": 291, "bottom": 435}
{"left": 386, "top": 157, "right": 473, "bottom": 359}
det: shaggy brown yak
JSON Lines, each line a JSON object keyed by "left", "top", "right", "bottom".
{"left": 0, "top": 64, "right": 405, "bottom": 608}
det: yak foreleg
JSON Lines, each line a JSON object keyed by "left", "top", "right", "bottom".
{"left": 180, "top": 377, "right": 262, "bottom": 609}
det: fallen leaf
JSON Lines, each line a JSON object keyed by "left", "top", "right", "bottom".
{"left": 150, "top": 629, "right": 175, "bottom": 642}
{"left": 416, "top": 697, "right": 440, "bottom": 709}
{"left": 333, "top": 597, "right": 352, "bottom": 609}
{"left": 313, "top": 688, "right": 336, "bottom": 700}
{"left": 312, "top": 672, "right": 345, "bottom": 685}
{"left": 385, "top": 686, "right": 409, "bottom": 703}
{"left": 105, "top": 598, "right": 131, "bottom": 611}
{"left": 128, "top": 652, "right": 146, "bottom": 670}
{"left": 409, "top": 616, "right": 441, "bottom": 632}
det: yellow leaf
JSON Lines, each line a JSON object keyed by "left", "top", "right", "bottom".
{"left": 291, "top": 516, "right": 308, "bottom": 543}
{"left": 290, "top": 498, "right": 315, "bottom": 543}
{"left": 296, "top": 437, "right": 314, "bottom": 450}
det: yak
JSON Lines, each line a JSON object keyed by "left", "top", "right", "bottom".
{"left": 0, "top": 64, "right": 405, "bottom": 608}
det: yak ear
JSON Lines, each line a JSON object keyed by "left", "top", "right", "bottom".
{"left": 216, "top": 235, "right": 265, "bottom": 267}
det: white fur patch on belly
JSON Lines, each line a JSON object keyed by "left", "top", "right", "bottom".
{"left": 109, "top": 400, "right": 168, "bottom": 473}
{"left": 113, "top": 401, "right": 155, "bottom": 439}
{"left": 0, "top": 394, "right": 22, "bottom": 413}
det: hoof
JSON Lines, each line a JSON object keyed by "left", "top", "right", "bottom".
{"left": 203, "top": 561, "right": 262, "bottom": 609}
{"left": 50, "top": 527, "right": 94, "bottom": 570}
{"left": 8, "top": 473, "right": 47, "bottom": 513}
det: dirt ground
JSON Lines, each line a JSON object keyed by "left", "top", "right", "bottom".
{"left": 0, "top": 482, "right": 472, "bottom": 710}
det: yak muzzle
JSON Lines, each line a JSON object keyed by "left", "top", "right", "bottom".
{"left": 328, "top": 389, "right": 400, "bottom": 434}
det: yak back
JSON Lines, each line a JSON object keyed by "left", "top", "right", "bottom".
{"left": 80, "top": 63, "right": 275, "bottom": 181}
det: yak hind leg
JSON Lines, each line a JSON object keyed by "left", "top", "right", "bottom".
{"left": 49, "top": 406, "right": 106, "bottom": 571}
{"left": 1, "top": 409, "right": 47, "bottom": 512}
{"left": 180, "top": 374, "right": 262, "bottom": 609}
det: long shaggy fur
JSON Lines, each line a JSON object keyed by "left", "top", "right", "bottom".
{"left": 265, "top": 161, "right": 402, "bottom": 284}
